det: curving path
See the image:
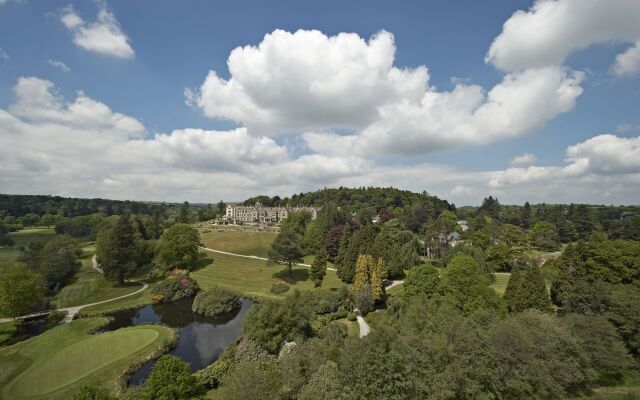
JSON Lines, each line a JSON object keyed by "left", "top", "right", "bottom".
{"left": 0, "top": 255, "right": 148, "bottom": 324}
{"left": 198, "top": 245, "right": 338, "bottom": 271}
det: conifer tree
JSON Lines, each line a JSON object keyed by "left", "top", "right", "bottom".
{"left": 371, "top": 258, "right": 385, "bottom": 302}
{"left": 310, "top": 247, "right": 327, "bottom": 287}
{"left": 353, "top": 254, "right": 373, "bottom": 292}
{"left": 504, "top": 264, "right": 551, "bottom": 313}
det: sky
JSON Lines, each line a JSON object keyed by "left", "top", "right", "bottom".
{"left": 0, "top": 0, "right": 639, "bottom": 206}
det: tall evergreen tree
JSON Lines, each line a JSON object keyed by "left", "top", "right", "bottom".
{"left": 178, "top": 201, "right": 190, "bottom": 223}
{"left": 504, "top": 264, "right": 551, "bottom": 313}
{"left": 520, "top": 201, "right": 532, "bottom": 229}
{"left": 371, "top": 258, "right": 385, "bottom": 302}
{"left": 310, "top": 247, "right": 327, "bottom": 287}
{"left": 353, "top": 254, "right": 373, "bottom": 292}
{"left": 96, "top": 214, "right": 142, "bottom": 285}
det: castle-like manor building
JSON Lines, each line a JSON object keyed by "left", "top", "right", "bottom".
{"left": 220, "top": 202, "right": 319, "bottom": 225}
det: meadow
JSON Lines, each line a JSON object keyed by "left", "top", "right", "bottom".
{"left": 199, "top": 228, "right": 277, "bottom": 258}
{"left": 0, "top": 228, "right": 55, "bottom": 264}
{"left": 0, "top": 318, "right": 175, "bottom": 399}
{"left": 192, "top": 251, "right": 344, "bottom": 300}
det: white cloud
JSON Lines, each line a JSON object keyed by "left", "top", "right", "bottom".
{"left": 60, "top": 3, "right": 134, "bottom": 59}
{"left": 614, "top": 41, "right": 640, "bottom": 76}
{"left": 1, "top": 79, "right": 639, "bottom": 204}
{"left": 486, "top": 0, "right": 640, "bottom": 73}
{"left": 189, "top": 29, "right": 584, "bottom": 156}
{"left": 46, "top": 59, "right": 70, "bottom": 72}
{"left": 510, "top": 153, "right": 537, "bottom": 167}
{"left": 0, "top": 48, "right": 9, "bottom": 61}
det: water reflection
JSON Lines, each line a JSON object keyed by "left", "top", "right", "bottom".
{"left": 101, "top": 298, "right": 252, "bottom": 385}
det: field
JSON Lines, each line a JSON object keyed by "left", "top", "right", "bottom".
{"left": 0, "top": 318, "right": 175, "bottom": 399}
{"left": 193, "top": 251, "right": 344, "bottom": 300}
{"left": 53, "top": 246, "right": 142, "bottom": 308}
{"left": 0, "top": 228, "right": 55, "bottom": 264}
{"left": 199, "top": 228, "right": 277, "bottom": 258}
{"left": 490, "top": 273, "right": 511, "bottom": 296}
{"left": 0, "top": 322, "right": 17, "bottom": 345}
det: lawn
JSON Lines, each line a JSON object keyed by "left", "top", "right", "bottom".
{"left": 0, "top": 318, "right": 175, "bottom": 399}
{"left": 0, "top": 322, "right": 17, "bottom": 345}
{"left": 192, "top": 251, "right": 345, "bottom": 300}
{"left": 79, "top": 282, "right": 156, "bottom": 316}
{"left": 491, "top": 273, "right": 511, "bottom": 296}
{"left": 199, "top": 229, "right": 277, "bottom": 258}
{"left": 53, "top": 250, "right": 142, "bottom": 309}
{"left": 0, "top": 228, "right": 55, "bottom": 264}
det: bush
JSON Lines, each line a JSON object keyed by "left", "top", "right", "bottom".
{"left": 270, "top": 282, "right": 290, "bottom": 294}
{"left": 143, "top": 355, "right": 205, "bottom": 399}
{"left": 192, "top": 288, "right": 240, "bottom": 316}
{"left": 151, "top": 273, "right": 199, "bottom": 303}
{"left": 347, "top": 312, "right": 357, "bottom": 321}
{"left": 71, "top": 385, "right": 114, "bottom": 400}
{"left": 47, "top": 310, "right": 66, "bottom": 326}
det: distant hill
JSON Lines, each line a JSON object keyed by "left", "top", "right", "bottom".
{"left": 243, "top": 187, "right": 454, "bottom": 213}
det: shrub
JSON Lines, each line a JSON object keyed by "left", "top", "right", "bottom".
{"left": 151, "top": 273, "right": 199, "bottom": 303}
{"left": 144, "top": 355, "right": 205, "bottom": 399}
{"left": 270, "top": 282, "right": 290, "bottom": 294}
{"left": 347, "top": 312, "right": 357, "bottom": 321}
{"left": 71, "top": 385, "right": 114, "bottom": 400}
{"left": 47, "top": 310, "right": 66, "bottom": 326}
{"left": 192, "top": 288, "right": 240, "bottom": 316}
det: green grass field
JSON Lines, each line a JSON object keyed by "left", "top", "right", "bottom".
{"left": 0, "top": 318, "right": 175, "bottom": 399}
{"left": 0, "top": 322, "right": 18, "bottom": 345}
{"left": 192, "top": 251, "right": 345, "bottom": 300}
{"left": 200, "top": 229, "right": 277, "bottom": 258}
{"left": 53, "top": 248, "right": 142, "bottom": 308}
{"left": 0, "top": 228, "right": 55, "bottom": 264}
{"left": 491, "top": 273, "right": 511, "bottom": 296}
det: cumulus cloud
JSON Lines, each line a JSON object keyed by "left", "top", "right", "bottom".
{"left": 510, "top": 153, "right": 537, "bottom": 167}
{"left": 486, "top": 0, "right": 640, "bottom": 73}
{"left": 189, "top": 29, "right": 584, "bottom": 156}
{"left": 1, "top": 78, "right": 639, "bottom": 204}
{"left": 614, "top": 42, "right": 640, "bottom": 76}
{"left": 60, "top": 3, "right": 134, "bottom": 59}
{"left": 47, "top": 59, "right": 70, "bottom": 72}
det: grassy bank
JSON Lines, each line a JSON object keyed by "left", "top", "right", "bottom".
{"left": 192, "top": 251, "right": 344, "bottom": 300}
{"left": 199, "top": 229, "right": 277, "bottom": 258}
{"left": 0, "top": 228, "right": 55, "bottom": 264}
{"left": 0, "top": 318, "right": 174, "bottom": 399}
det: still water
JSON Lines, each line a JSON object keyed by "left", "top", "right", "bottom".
{"left": 100, "top": 297, "right": 252, "bottom": 385}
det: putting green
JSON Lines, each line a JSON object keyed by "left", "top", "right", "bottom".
{"left": 12, "top": 329, "right": 158, "bottom": 396}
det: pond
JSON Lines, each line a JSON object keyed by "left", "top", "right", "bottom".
{"left": 100, "top": 297, "right": 252, "bottom": 386}
{"left": 1, "top": 317, "right": 51, "bottom": 346}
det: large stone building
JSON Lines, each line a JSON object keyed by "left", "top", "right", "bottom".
{"left": 220, "top": 202, "right": 319, "bottom": 225}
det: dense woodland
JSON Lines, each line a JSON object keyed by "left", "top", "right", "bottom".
{"left": 1, "top": 190, "right": 639, "bottom": 399}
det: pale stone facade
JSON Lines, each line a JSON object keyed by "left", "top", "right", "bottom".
{"left": 221, "top": 202, "right": 319, "bottom": 225}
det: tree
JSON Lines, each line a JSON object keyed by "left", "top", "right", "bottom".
{"left": 479, "top": 196, "right": 500, "bottom": 219}
{"left": 441, "top": 255, "right": 504, "bottom": 315}
{"left": 150, "top": 209, "right": 164, "bottom": 239}
{"left": 71, "top": 386, "right": 114, "bottom": 400}
{"left": 243, "top": 292, "right": 311, "bottom": 353}
{"left": 310, "top": 248, "right": 327, "bottom": 287}
{"left": 503, "top": 264, "right": 551, "bottom": 313}
{"left": 0, "top": 263, "right": 44, "bottom": 317}
{"left": 268, "top": 229, "right": 304, "bottom": 276}
{"left": 21, "top": 213, "right": 40, "bottom": 229}
{"left": 40, "top": 213, "right": 56, "bottom": 228}
{"left": 156, "top": 223, "right": 200, "bottom": 271}
{"left": 96, "top": 214, "right": 144, "bottom": 285}
{"left": 520, "top": 201, "right": 532, "bottom": 229}
{"left": 500, "top": 224, "right": 527, "bottom": 247}
{"left": 486, "top": 243, "right": 513, "bottom": 273}
{"left": 143, "top": 355, "right": 204, "bottom": 399}
{"left": 19, "top": 235, "right": 82, "bottom": 290}
{"left": 352, "top": 254, "right": 384, "bottom": 303}
{"left": 529, "top": 221, "right": 560, "bottom": 250}
{"left": 402, "top": 264, "right": 441, "bottom": 299}
{"left": 353, "top": 254, "right": 374, "bottom": 293}
{"left": 177, "top": 201, "right": 190, "bottom": 224}
{"left": 336, "top": 224, "right": 377, "bottom": 283}
{"left": 622, "top": 215, "right": 640, "bottom": 240}
{"left": 324, "top": 224, "right": 344, "bottom": 262}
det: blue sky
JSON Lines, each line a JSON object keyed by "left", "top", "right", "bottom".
{"left": 1, "top": 0, "right": 639, "bottom": 205}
